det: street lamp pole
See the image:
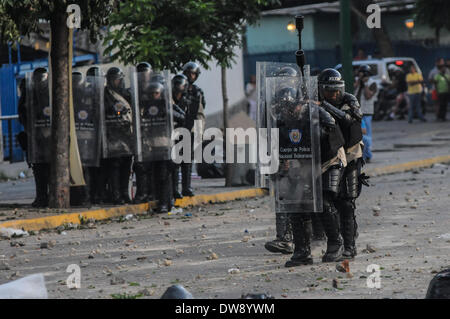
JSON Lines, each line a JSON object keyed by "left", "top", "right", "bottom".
{"left": 340, "top": 0, "right": 354, "bottom": 94}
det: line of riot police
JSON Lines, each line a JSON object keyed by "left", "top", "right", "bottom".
{"left": 18, "top": 61, "right": 206, "bottom": 213}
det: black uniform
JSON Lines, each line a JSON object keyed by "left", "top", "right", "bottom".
{"left": 103, "top": 67, "right": 133, "bottom": 205}
{"left": 170, "top": 74, "right": 188, "bottom": 204}
{"left": 286, "top": 106, "right": 346, "bottom": 267}
{"left": 181, "top": 62, "right": 205, "bottom": 197}
{"left": 18, "top": 68, "right": 50, "bottom": 208}
{"left": 318, "top": 68, "right": 367, "bottom": 260}
{"left": 133, "top": 62, "right": 154, "bottom": 204}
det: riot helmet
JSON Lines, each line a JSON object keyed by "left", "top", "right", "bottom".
{"left": 137, "top": 62, "right": 152, "bottom": 85}
{"left": 318, "top": 68, "right": 345, "bottom": 105}
{"left": 149, "top": 82, "right": 164, "bottom": 100}
{"left": 33, "top": 68, "right": 48, "bottom": 83}
{"left": 275, "top": 66, "right": 298, "bottom": 77}
{"left": 32, "top": 68, "right": 49, "bottom": 92}
{"left": 150, "top": 73, "right": 166, "bottom": 85}
{"left": 358, "top": 64, "right": 372, "bottom": 77}
{"left": 86, "top": 66, "right": 104, "bottom": 77}
{"left": 72, "top": 71, "right": 84, "bottom": 90}
{"left": 106, "top": 67, "right": 125, "bottom": 90}
{"left": 136, "top": 62, "right": 152, "bottom": 73}
{"left": 182, "top": 62, "right": 201, "bottom": 84}
{"left": 172, "top": 74, "right": 188, "bottom": 97}
{"left": 275, "top": 86, "right": 297, "bottom": 103}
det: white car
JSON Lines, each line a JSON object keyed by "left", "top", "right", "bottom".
{"left": 335, "top": 57, "right": 423, "bottom": 88}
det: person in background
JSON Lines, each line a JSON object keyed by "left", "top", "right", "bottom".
{"left": 433, "top": 63, "right": 450, "bottom": 122}
{"left": 428, "top": 58, "right": 445, "bottom": 118}
{"left": 406, "top": 65, "right": 426, "bottom": 123}
{"left": 245, "top": 75, "right": 257, "bottom": 121}
{"left": 354, "top": 65, "right": 376, "bottom": 163}
{"left": 353, "top": 49, "right": 367, "bottom": 61}
{"left": 361, "top": 119, "right": 371, "bottom": 163}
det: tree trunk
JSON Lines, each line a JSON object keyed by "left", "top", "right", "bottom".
{"left": 49, "top": 10, "right": 70, "bottom": 208}
{"left": 221, "top": 66, "right": 232, "bottom": 187}
{"left": 351, "top": 1, "right": 395, "bottom": 57}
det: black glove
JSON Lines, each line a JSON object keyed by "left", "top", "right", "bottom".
{"left": 359, "top": 173, "right": 370, "bottom": 187}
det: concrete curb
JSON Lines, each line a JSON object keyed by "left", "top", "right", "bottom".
{"left": 365, "top": 155, "right": 450, "bottom": 177}
{"left": 0, "top": 188, "right": 268, "bottom": 232}
{"left": 1, "top": 154, "right": 450, "bottom": 233}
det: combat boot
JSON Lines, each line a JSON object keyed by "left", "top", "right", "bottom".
{"left": 172, "top": 164, "right": 182, "bottom": 199}
{"left": 285, "top": 215, "right": 313, "bottom": 267}
{"left": 181, "top": 163, "right": 194, "bottom": 197}
{"left": 133, "top": 163, "right": 148, "bottom": 204}
{"left": 336, "top": 199, "right": 358, "bottom": 260}
{"left": 119, "top": 159, "right": 132, "bottom": 204}
{"left": 264, "top": 213, "right": 293, "bottom": 254}
{"left": 31, "top": 164, "right": 49, "bottom": 208}
{"left": 157, "top": 161, "right": 171, "bottom": 214}
{"left": 311, "top": 212, "right": 326, "bottom": 241}
{"left": 320, "top": 198, "right": 344, "bottom": 262}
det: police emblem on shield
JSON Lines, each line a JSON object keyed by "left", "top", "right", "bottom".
{"left": 78, "top": 110, "right": 88, "bottom": 121}
{"left": 114, "top": 102, "right": 125, "bottom": 113}
{"left": 43, "top": 106, "right": 51, "bottom": 117}
{"left": 289, "top": 129, "right": 302, "bottom": 144}
{"left": 149, "top": 106, "right": 159, "bottom": 116}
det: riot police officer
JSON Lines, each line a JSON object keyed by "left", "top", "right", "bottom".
{"left": 85, "top": 66, "right": 110, "bottom": 205}
{"left": 146, "top": 81, "right": 172, "bottom": 213}
{"left": 180, "top": 62, "right": 206, "bottom": 197}
{"left": 18, "top": 68, "right": 51, "bottom": 208}
{"left": 318, "top": 68, "right": 367, "bottom": 260}
{"left": 286, "top": 105, "right": 346, "bottom": 266}
{"left": 133, "top": 62, "right": 153, "bottom": 204}
{"left": 103, "top": 67, "right": 134, "bottom": 205}
{"left": 171, "top": 74, "right": 188, "bottom": 202}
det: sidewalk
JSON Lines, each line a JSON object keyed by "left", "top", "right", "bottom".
{"left": 1, "top": 115, "right": 450, "bottom": 232}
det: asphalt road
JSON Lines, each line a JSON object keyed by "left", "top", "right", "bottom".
{"left": 0, "top": 164, "right": 449, "bottom": 299}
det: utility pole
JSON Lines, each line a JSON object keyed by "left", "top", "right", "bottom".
{"left": 340, "top": 0, "right": 354, "bottom": 94}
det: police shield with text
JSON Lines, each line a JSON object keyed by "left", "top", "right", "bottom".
{"left": 132, "top": 62, "right": 153, "bottom": 204}
{"left": 71, "top": 70, "right": 104, "bottom": 206}
{"left": 262, "top": 69, "right": 324, "bottom": 266}
{"left": 102, "top": 67, "right": 134, "bottom": 205}
{"left": 19, "top": 68, "right": 51, "bottom": 207}
{"left": 318, "top": 68, "right": 368, "bottom": 260}
{"left": 132, "top": 68, "right": 174, "bottom": 213}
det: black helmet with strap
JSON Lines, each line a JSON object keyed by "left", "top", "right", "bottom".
{"left": 318, "top": 68, "right": 345, "bottom": 104}
{"left": 182, "top": 62, "right": 201, "bottom": 83}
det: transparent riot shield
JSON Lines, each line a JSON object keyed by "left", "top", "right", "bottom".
{"left": 255, "top": 62, "right": 301, "bottom": 188}
{"left": 102, "top": 73, "right": 134, "bottom": 158}
{"left": 131, "top": 69, "right": 174, "bottom": 162}
{"left": 73, "top": 75, "right": 104, "bottom": 167}
{"left": 25, "top": 72, "right": 51, "bottom": 164}
{"left": 265, "top": 71, "right": 322, "bottom": 213}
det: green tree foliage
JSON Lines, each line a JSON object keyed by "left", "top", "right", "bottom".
{"left": 104, "top": 0, "right": 216, "bottom": 71}
{"left": 415, "top": 0, "right": 450, "bottom": 45}
{"left": 104, "top": 0, "right": 278, "bottom": 70}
